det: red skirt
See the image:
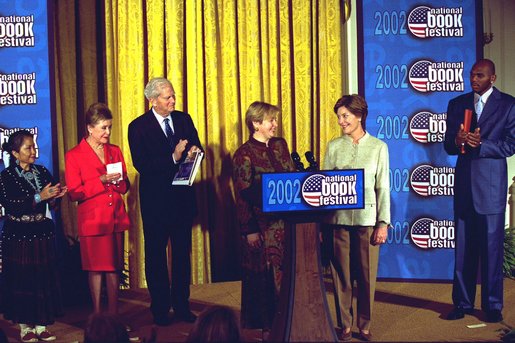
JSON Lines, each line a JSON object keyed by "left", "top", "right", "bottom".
{"left": 80, "top": 232, "right": 124, "bottom": 271}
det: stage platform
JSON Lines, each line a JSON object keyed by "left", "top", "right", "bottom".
{"left": 0, "top": 279, "right": 513, "bottom": 342}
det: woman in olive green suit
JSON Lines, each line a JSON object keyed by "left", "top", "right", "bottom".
{"left": 323, "top": 94, "right": 390, "bottom": 342}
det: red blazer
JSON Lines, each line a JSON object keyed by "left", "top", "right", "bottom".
{"left": 65, "top": 139, "right": 130, "bottom": 236}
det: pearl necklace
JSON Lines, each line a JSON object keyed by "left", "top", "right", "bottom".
{"left": 87, "top": 138, "right": 104, "bottom": 150}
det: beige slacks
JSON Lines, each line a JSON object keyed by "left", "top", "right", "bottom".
{"left": 330, "top": 225, "right": 379, "bottom": 332}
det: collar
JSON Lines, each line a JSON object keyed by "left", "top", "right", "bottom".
{"left": 249, "top": 135, "right": 269, "bottom": 147}
{"left": 475, "top": 86, "right": 493, "bottom": 103}
{"left": 342, "top": 131, "right": 369, "bottom": 143}
{"left": 152, "top": 108, "right": 172, "bottom": 124}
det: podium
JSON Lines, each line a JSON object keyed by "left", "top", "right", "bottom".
{"left": 262, "top": 170, "right": 365, "bottom": 342}
{"left": 269, "top": 218, "right": 338, "bottom": 342}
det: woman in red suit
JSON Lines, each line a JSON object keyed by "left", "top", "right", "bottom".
{"left": 65, "top": 103, "right": 130, "bottom": 315}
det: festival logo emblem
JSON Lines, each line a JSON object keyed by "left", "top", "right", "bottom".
{"left": 0, "top": 15, "right": 35, "bottom": 48}
{"left": 409, "top": 60, "right": 464, "bottom": 93}
{"left": 408, "top": 6, "right": 464, "bottom": 39}
{"left": 302, "top": 173, "right": 359, "bottom": 207}
{"left": 410, "top": 111, "right": 447, "bottom": 143}
{"left": 302, "top": 174, "right": 324, "bottom": 206}
{"left": 409, "top": 60, "right": 431, "bottom": 92}
{"left": 410, "top": 164, "right": 454, "bottom": 196}
{"left": 408, "top": 6, "right": 431, "bottom": 38}
{"left": 411, "top": 217, "right": 455, "bottom": 249}
{"left": 0, "top": 72, "right": 37, "bottom": 106}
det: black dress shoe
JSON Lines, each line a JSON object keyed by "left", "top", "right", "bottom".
{"left": 153, "top": 315, "right": 172, "bottom": 326}
{"left": 485, "top": 310, "right": 503, "bottom": 323}
{"left": 175, "top": 310, "right": 197, "bottom": 323}
{"left": 446, "top": 308, "right": 472, "bottom": 320}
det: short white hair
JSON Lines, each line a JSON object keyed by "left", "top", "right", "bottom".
{"left": 144, "top": 78, "right": 173, "bottom": 100}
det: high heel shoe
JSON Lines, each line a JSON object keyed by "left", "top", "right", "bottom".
{"left": 358, "top": 330, "right": 373, "bottom": 341}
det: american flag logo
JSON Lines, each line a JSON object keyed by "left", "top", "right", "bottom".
{"left": 409, "top": 111, "right": 432, "bottom": 143}
{"left": 301, "top": 174, "right": 324, "bottom": 207}
{"left": 411, "top": 217, "right": 432, "bottom": 249}
{"left": 408, "top": 6, "right": 430, "bottom": 38}
{"left": 409, "top": 60, "right": 432, "bottom": 93}
{"left": 410, "top": 164, "right": 432, "bottom": 196}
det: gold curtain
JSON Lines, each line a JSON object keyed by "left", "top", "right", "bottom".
{"left": 53, "top": 0, "right": 104, "bottom": 241}
{"left": 55, "top": 0, "right": 345, "bottom": 288}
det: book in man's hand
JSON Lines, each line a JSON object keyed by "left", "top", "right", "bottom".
{"left": 172, "top": 150, "right": 204, "bottom": 186}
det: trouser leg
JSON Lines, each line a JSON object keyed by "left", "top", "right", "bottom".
{"left": 170, "top": 217, "right": 193, "bottom": 313}
{"left": 354, "top": 227, "right": 378, "bottom": 331}
{"left": 331, "top": 227, "right": 353, "bottom": 330}
{"left": 480, "top": 213, "right": 504, "bottom": 311}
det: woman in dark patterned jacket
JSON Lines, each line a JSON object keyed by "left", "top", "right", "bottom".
{"left": 0, "top": 130, "right": 67, "bottom": 342}
{"left": 232, "top": 101, "right": 295, "bottom": 340}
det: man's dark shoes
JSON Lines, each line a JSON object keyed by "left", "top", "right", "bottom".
{"left": 175, "top": 310, "right": 197, "bottom": 323}
{"left": 446, "top": 308, "right": 473, "bottom": 320}
{"left": 485, "top": 310, "right": 503, "bottom": 323}
{"left": 153, "top": 314, "right": 172, "bottom": 326}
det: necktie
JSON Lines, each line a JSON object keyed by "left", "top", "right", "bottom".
{"left": 164, "top": 118, "right": 175, "bottom": 146}
{"left": 475, "top": 96, "right": 483, "bottom": 120}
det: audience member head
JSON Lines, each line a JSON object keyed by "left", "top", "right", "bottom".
{"left": 0, "top": 327, "right": 8, "bottom": 343}
{"left": 83, "top": 313, "right": 129, "bottom": 343}
{"left": 186, "top": 305, "right": 241, "bottom": 342}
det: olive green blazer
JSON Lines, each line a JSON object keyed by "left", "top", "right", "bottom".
{"left": 322, "top": 132, "right": 390, "bottom": 227}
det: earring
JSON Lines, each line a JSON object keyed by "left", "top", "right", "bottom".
{"left": 254, "top": 127, "right": 259, "bottom": 132}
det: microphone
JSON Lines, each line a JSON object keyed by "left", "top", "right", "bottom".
{"left": 305, "top": 151, "right": 319, "bottom": 171}
{"left": 461, "top": 109, "right": 472, "bottom": 154}
{"left": 291, "top": 152, "right": 305, "bottom": 171}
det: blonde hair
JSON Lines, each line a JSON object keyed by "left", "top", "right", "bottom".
{"left": 245, "top": 101, "right": 280, "bottom": 132}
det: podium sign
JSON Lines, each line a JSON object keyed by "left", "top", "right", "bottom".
{"left": 263, "top": 169, "right": 365, "bottom": 341}
{"left": 262, "top": 169, "right": 365, "bottom": 213}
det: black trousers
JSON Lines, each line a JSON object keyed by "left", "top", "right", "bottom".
{"left": 141, "top": 210, "right": 193, "bottom": 318}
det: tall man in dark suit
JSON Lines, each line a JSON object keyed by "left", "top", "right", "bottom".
{"left": 444, "top": 59, "right": 515, "bottom": 323}
{"left": 128, "top": 77, "right": 202, "bottom": 325}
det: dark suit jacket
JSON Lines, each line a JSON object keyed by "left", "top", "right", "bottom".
{"left": 444, "top": 87, "right": 515, "bottom": 215}
{"left": 128, "top": 109, "right": 203, "bottom": 221}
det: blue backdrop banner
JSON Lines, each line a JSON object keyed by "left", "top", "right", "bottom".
{"left": 358, "top": 0, "right": 480, "bottom": 280}
{"left": 0, "top": 0, "right": 54, "bottom": 213}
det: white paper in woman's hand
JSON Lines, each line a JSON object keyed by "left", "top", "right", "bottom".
{"left": 106, "top": 162, "right": 123, "bottom": 181}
